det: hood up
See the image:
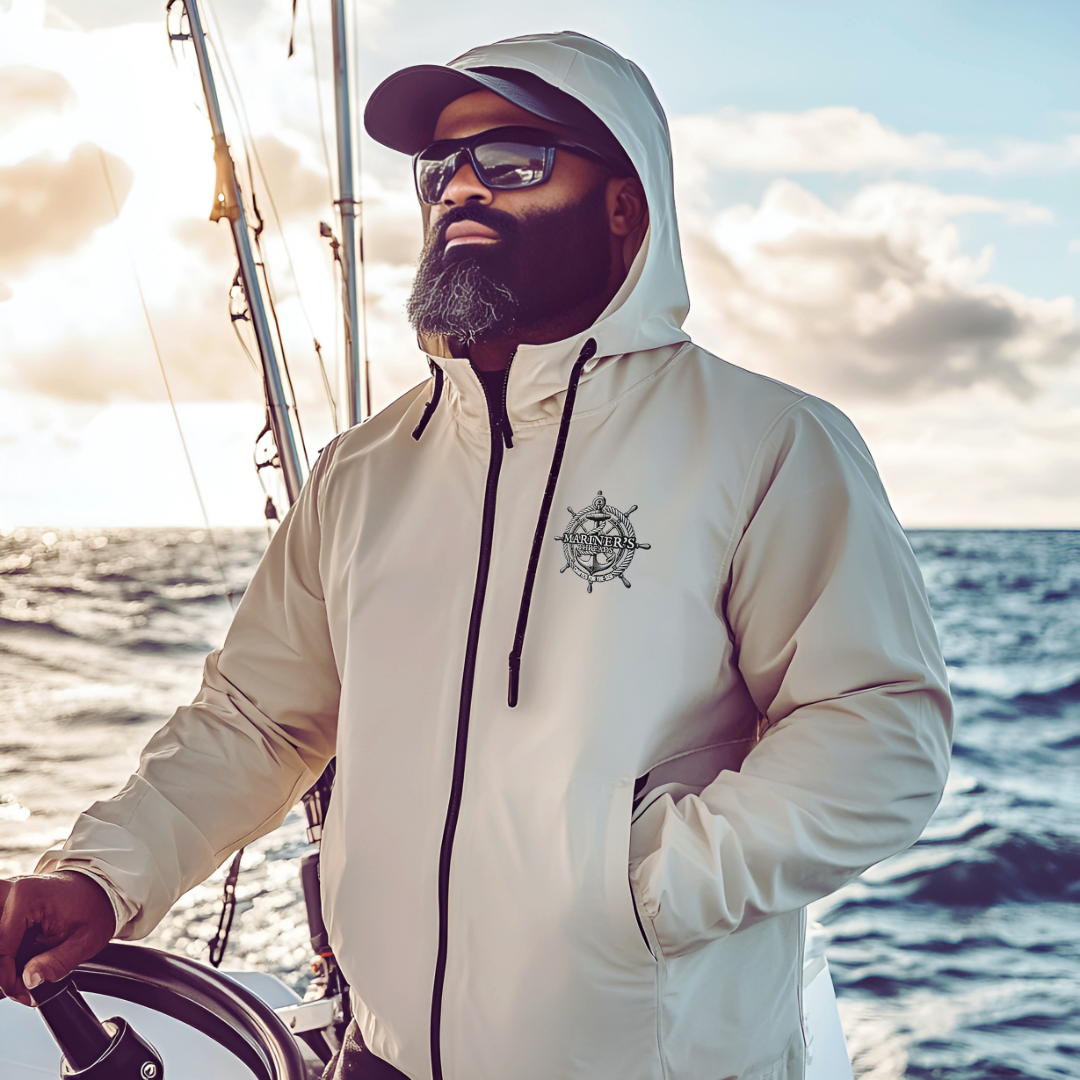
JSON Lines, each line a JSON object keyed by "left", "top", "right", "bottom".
{"left": 416, "top": 31, "right": 691, "bottom": 368}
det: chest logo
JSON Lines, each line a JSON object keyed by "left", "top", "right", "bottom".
{"left": 553, "top": 491, "right": 650, "bottom": 593}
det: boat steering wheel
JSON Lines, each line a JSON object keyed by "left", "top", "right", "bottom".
{"left": 19, "top": 940, "right": 308, "bottom": 1079}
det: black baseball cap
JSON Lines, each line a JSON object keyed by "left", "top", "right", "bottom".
{"left": 364, "top": 64, "right": 635, "bottom": 176}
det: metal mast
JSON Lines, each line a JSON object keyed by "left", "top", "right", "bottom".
{"left": 330, "top": 0, "right": 368, "bottom": 425}
{"left": 176, "top": 0, "right": 306, "bottom": 504}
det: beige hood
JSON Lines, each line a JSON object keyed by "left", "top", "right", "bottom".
{"left": 444, "top": 31, "right": 690, "bottom": 360}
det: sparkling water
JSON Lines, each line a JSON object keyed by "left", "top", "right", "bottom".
{"left": 1, "top": 527, "right": 1077, "bottom": 1078}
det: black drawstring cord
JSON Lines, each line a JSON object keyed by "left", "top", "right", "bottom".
{"left": 412, "top": 360, "right": 445, "bottom": 441}
{"left": 508, "top": 337, "right": 597, "bottom": 707}
{"left": 499, "top": 356, "right": 515, "bottom": 449}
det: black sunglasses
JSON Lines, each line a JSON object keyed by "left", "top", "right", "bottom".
{"left": 413, "top": 126, "right": 613, "bottom": 205}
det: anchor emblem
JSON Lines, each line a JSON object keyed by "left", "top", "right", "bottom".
{"left": 553, "top": 491, "right": 650, "bottom": 592}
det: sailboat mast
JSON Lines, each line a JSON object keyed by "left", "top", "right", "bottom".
{"left": 330, "top": 0, "right": 366, "bottom": 426}
{"left": 178, "top": 0, "right": 306, "bottom": 505}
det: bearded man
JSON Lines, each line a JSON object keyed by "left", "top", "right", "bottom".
{"left": 0, "top": 32, "right": 952, "bottom": 1080}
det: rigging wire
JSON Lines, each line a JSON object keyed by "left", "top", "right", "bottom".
{"left": 232, "top": 319, "right": 263, "bottom": 376}
{"left": 256, "top": 244, "right": 312, "bottom": 465}
{"left": 349, "top": 0, "right": 372, "bottom": 417}
{"left": 304, "top": 0, "right": 337, "bottom": 209}
{"left": 254, "top": 167, "right": 339, "bottom": 433}
{"left": 199, "top": 19, "right": 305, "bottom": 449}
{"left": 213, "top": 31, "right": 336, "bottom": 436}
{"left": 304, "top": 0, "right": 343, "bottom": 430}
{"left": 97, "top": 148, "right": 236, "bottom": 612}
{"left": 313, "top": 338, "right": 337, "bottom": 422}
{"left": 331, "top": 231, "right": 342, "bottom": 413}
{"left": 228, "top": 271, "right": 262, "bottom": 375}
{"left": 202, "top": 0, "right": 335, "bottom": 437}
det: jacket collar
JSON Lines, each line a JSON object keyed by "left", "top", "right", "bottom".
{"left": 430, "top": 331, "right": 596, "bottom": 434}
{"left": 423, "top": 231, "right": 689, "bottom": 437}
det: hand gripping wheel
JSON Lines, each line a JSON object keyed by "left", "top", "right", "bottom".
{"left": 16, "top": 928, "right": 307, "bottom": 1080}
{"left": 17, "top": 929, "right": 163, "bottom": 1079}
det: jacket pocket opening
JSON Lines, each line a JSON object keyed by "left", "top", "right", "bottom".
{"left": 629, "top": 877, "right": 656, "bottom": 960}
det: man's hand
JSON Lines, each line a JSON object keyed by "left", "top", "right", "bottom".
{"left": 0, "top": 871, "right": 114, "bottom": 1006}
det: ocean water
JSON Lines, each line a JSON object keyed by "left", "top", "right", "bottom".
{"left": 0, "top": 526, "right": 1077, "bottom": 1078}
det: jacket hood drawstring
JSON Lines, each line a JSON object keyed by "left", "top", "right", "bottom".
{"left": 508, "top": 337, "right": 596, "bottom": 707}
{"left": 411, "top": 360, "right": 445, "bottom": 441}
{"left": 410, "top": 337, "right": 598, "bottom": 708}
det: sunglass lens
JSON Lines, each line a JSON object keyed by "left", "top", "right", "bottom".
{"left": 415, "top": 151, "right": 461, "bottom": 203}
{"left": 473, "top": 141, "right": 548, "bottom": 189}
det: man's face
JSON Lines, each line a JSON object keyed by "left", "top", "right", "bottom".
{"left": 406, "top": 91, "right": 619, "bottom": 348}
{"left": 425, "top": 91, "right": 611, "bottom": 236}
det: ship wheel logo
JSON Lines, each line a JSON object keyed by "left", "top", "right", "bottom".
{"left": 553, "top": 491, "right": 651, "bottom": 592}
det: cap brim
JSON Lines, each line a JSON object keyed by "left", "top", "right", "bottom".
{"left": 363, "top": 65, "right": 578, "bottom": 154}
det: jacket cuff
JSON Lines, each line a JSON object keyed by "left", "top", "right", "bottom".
{"left": 42, "top": 862, "right": 137, "bottom": 939}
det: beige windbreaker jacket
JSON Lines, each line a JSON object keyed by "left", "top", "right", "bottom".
{"left": 41, "top": 32, "right": 954, "bottom": 1080}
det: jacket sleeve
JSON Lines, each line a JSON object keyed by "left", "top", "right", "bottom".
{"left": 36, "top": 442, "right": 342, "bottom": 939}
{"left": 629, "top": 395, "right": 953, "bottom": 957}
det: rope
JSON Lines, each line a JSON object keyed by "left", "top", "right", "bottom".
{"left": 97, "top": 148, "right": 235, "bottom": 611}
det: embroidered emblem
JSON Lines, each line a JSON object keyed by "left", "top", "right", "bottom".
{"left": 553, "top": 491, "right": 650, "bottom": 593}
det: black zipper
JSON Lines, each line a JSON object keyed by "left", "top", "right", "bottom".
{"left": 429, "top": 355, "right": 514, "bottom": 1080}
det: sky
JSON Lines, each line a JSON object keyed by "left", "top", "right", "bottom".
{"left": 1, "top": 0, "right": 1078, "bottom": 527}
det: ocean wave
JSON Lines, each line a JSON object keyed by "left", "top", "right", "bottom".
{"left": 906, "top": 1057, "right": 1066, "bottom": 1080}
{"left": 124, "top": 637, "right": 210, "bottom": 655}
{"left": 947, "top": 663, "right": 1080, "bottom": 700}
{"left": 1016, "top": 678, "right": 1080, "bottom": 704}
{"left": 54, "top": 707, "right": 152, "bottom": 727}
{"left": 902, "top": 832, "right": 1080, "bottom": 906}
{"left": 975, "top": 1012, "right": 1078, "bottom": 1034}
{"left": 0, "top": 614, "right": 74, "bottom": 638}
{"left": 899, "top": 934, "right": 1010, "bottom": 955}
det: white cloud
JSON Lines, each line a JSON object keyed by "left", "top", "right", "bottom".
{"left": 1, "top": 0, "right": 1077, "bottom": 526}
{"left": 0, "top": 142, "right": 132, "bottom": 290}
{"left": 846, "top": 375, "right": 1080, "bottom": 528}
{"left": 0, "top": 1, "right": 427, "bottom": 422}
{"left": 0, "top": 64, "right": 74, "bottom": 132}
{"left": 679, "top": 177, "right": 1080, "bottom": 525}
{"left": 682, "top": 179, "right": 1080, "bottom": 403}
{"left": 671, "top": 106, "right": 1080, "bottom": 177}
{"left": 44, "top": 0, "right": 267, "bottom": 32}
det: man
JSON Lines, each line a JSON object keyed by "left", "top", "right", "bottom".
{"left": 0, "top": 31, "right": 953, "bottom": 1080}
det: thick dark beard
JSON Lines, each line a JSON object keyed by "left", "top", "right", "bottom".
{"left": 407, "top": 230, "right": 518, "bottom": 346}
{"left": 406, "top": 184, "right": 612, "bottom": 347}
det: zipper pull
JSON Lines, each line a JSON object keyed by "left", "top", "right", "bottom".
{"left": 501, "top": 351, "right": 515, "bottom": 449}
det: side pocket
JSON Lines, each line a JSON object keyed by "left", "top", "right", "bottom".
{"left": 628, "top": 793, "right": 667, "bottom": 965}
{"left": 630, "top": 876, "right": 655, "bottom": 958}
{"left": 629, "top": 871, "right": 662, "bottom": 964}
